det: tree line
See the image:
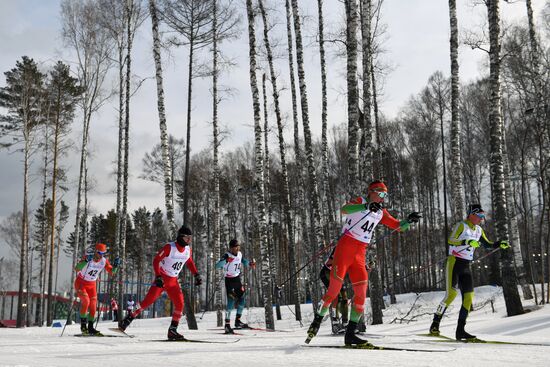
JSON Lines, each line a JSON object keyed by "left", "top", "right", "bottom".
{"left": 0, "top": 0, "right": 548, "bottom": 330}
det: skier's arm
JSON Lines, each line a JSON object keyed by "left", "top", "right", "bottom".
{"left": 242, "top": 258, "right": 250, "bottom": 267}
{"left": 105, "top": 259, "right": 119, "bottom": 276}
{"left": 215, "top": 259, "right": 226, "bottom": 268}
{"left": 447, "top": 222, "right": 465, "bottom": 246}
{"left": 479, "top": 229, "right": 495, "bottom": 248}
{"left": 75, "top": 255, "right": 89, "bottom": 271}
{"left": 340, "top": 197, "right": 366, "bottom": 214}
{"left": 379, "top": 209, "right": 402, "bottom": 231}
{"left": 153, "top": 244, "right": 171, "bottom": 276}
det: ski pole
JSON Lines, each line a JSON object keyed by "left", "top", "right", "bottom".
{"left": 385, "top": 245, "right": 501, "bottom": 288}
{"left": 277, "top": 210, "right": 373, "bottom": 290}
{"left": 61, "top": 283, "right": 81, "bottom": 337}
{"left": 199, "top": 276, "right": 224, "bottom": 320}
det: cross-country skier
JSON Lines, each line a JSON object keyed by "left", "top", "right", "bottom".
{"left": 74, "top": 243, "right": 120, "bottom": 335}
{"left": 429, "top": 204, "right": 511, "bottom": 340}
{"left": 126, "top": 297, "right": 135, "bottom": 316}
{"left": 306, "top": 181, "right": 421, "bottom": 346}
{"left": 118, "top": 225, "right": 202, "bottom": 340}
{"left": 110, "top": 298, "right": 118, "bottom": 322}
{"left": 215, "top": 239, "right": 255, "bottom": 334}
{"left": 319, "top": 247, "right": 349, "bottom": 334}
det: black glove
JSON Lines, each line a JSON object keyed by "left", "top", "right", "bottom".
{"left": 222, "top": 253, "right": 229, "bottom": 261}
{"left": 194, "top": 274, "right": 203, "bottom": 286}
{"left": 407, "top": 212, "right": 422, "bottom": 223}
{"left": 112, "top": 257, "right": 121, "bottom": 267}
{"left": 367, "top": 201, "right": 383, "bottom": 213}
{"left": 154, "top": 275, "right": 164, "bottom": 288}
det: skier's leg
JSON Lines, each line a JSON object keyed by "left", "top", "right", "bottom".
{"left": 456, "top": 265, "right": 475, "bottom": 340}
{"left": 120, "top": 279, "right": 163, "bottom": 330}
{"left": 344, "top": 255, "right": 369, "bottom": 345}
{"left": 430, "top": 256, "right": 459, "bottom": 334}
{"left": 165, "top": 279, "right": 185, "bottom": 340}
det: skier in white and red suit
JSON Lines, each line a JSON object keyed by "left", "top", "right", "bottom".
{"left": 118, "top": 225, "right": 202, "bottom": 340}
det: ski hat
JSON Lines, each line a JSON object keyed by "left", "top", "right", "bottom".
{"left": 95, "top": 243, "right": 107, "bottom": 253}
{"left": 467, "top": 204, "right": 485, "bottom": 216}
{"left": 177, "top": 225, "right": 193, "bottom": 237}
{"left": 368, "top": 180, "right": 388, "bottom": 192}
{"left": 229, "top": 239, "right": 240, "bottom": 248}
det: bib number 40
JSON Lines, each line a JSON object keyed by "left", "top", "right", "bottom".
{"left": 171, "top": 262, "right": 183, "bottom": 271}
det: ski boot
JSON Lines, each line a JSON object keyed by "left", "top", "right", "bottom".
{"left": 456, "top": 319, "right": 476, "bottom": 341}
{"left": 305, "top": 314, "right": 323, "bottom": 344}
{"left": 429, "top": 314, "right": 441, "bottom": 336}
{"left": 224, "top": 324, "right": 235, "bottom": 334}
{"left": 167, "top": 321, "right": 185, "bottom": 341}
{"left": 87, "top": 320, "right": 102, "bottom": 336}
{"left": 331, "top": 315, "right": 344, "bottom": 335}
{"left": 119, "top": 313, "right": 135, "bottom": 331}
{"left": 345, "top": 321, "right": 369, "bottom": 346}
{"left": 80, "top": 318, "right": 89, "bottom": 335}
{"left": 235, "top": 316, "right": 249, "bottom": 329}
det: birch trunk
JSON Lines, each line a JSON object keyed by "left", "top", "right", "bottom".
{"left": 448, "top": 0, "right": 465, "bottom": 222}
{"left": 245, "top": 0, "right": 275, "bottom": 330}
{"left": 291, "top": 0, "right": 324, "bottom": 307}
{"left": 487, "top": 0, "right": 523, "bottom": 316}
{"left": 284, "top": 0, "right": 302, "bottom": 319}
{"left": 210, "top": 0, "right": 223, "bottom": 327}
{"left": 360, "top": 0, "right": 373, "bottom": 184}
{"left": 317, "top": 0, "right": 333, "bottom": 230}
{"left": 183, "top": 39, "right": 194, "bottom": 225}
{"left": 345, "top": 0, "right": 360, "bottom": 197}
{"left": 149, "top": 0, "right": 176, "bottom": 233}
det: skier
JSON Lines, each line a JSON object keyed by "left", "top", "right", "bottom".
{"left": 74, "top": 243, "right": 120, "bottom": 335}
{"left": 110, "top": 298, "right": 118, "bottom": 322}
{"left": 126, "top": 297, "right": 135, "bottom": 316}
{"left": 429, "top": 204, "right": 510, "bottom": 340}
{"left": 306, "top": 180, "right": 421, "bottom": 346}
{"left": 118, "top": 225, "right": 202, "bottom": 340}
{"left": 319, "top": 247, "right": 349, "bottom": 334}
{"left": 215, "top": 239, "right": 256, "bottom": 334}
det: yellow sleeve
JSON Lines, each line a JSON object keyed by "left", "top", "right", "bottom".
{"left": 447, "top": 222, "right": 465, "bottom": 246}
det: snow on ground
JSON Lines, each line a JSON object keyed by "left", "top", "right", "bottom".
{"left": 1, "top": 285, "right": 549, "bottom": 367}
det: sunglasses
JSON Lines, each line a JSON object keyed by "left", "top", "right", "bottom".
{"left": 374, "top": 191, "right": 388, "bottom": 199}
{"left": 474, "top": 212, "right": 485, "bottom": 219}
{"left": 97, "top": 251, "right": 106, "bottom": 255}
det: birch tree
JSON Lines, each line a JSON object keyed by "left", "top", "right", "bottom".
{"left": 290, "top": 0, "right": 324, "bottom": 306}
{"left": 245, "top": 0, "right": 274, "bottom": 330}
{"left": 448, "top": 0, "right": 465, "bottom": 222}
{"left": 60, "top": 0, "right": 113, "bottom": 304}
{"left": 487, "top": 0, "right": 523, "bottom": 316}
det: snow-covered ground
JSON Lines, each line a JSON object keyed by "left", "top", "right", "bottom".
{"left": 1, "top": 285, "right": 549, "bottom": 367}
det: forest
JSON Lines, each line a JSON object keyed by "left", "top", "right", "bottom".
{"left": 0, "top": 0, "right": 548, "bottom": 331}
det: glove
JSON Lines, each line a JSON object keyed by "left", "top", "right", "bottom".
{"left": 407, "top": 212, "right": 422, "bottom": 223}
{"left": 465, "top": 239, "right": 480, "bottom": 248}
{"left": 399, "top": 220, "right": 411, "bottom": 232}
{"left": 194, "top": 274, "right": 203, "bottom": 286}
{"left": 222, "top": 253, "right": 229, "bottom": 260}
{"left": 112, "top": 257, "right": 121, "bottom": 267}
{"left": 497, "top": 240, "right": 510, "bottom": 249}
{"left": 250, "top": 260, "right": 256, "bottom": 269}
{"left": 154, "top": 275, "right": 164, "bottom": 288}
{"left": 366, "top": 201, "right": 383, "bottom": 213}
{"left": 85, "top": 254, "right": 93, "bottom": 262}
